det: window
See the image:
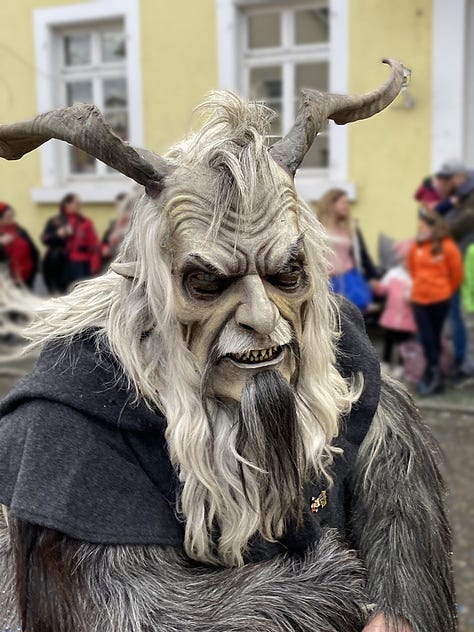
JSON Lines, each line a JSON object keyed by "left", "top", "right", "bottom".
{"left": 33, "top": 0, "right": 142, "bottom": 203}
{"left": 56, "top": 22, "right": 128, "bottom": 178}
{"left": 243, "top": 4, "right": 330, "bottom": 169}
{"left": 217, "top": 0, "right": 354, "bottom": 201}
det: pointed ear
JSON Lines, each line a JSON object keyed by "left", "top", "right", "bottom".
{"left": 0, "top": 103, "right": 174, "bottom": 195}
{"left": 110, "top": 261, "right": 137, "bottom": 279}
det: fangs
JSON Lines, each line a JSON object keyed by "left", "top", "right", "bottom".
{"left": 228, "top": 346, "right": 282, "bottom": 364}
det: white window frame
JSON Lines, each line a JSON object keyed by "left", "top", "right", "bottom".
{"left": 32, "top": 0, "right": 142, "bottom": 203}
{"left": 467, "top": 0, "right": 474, "bottom": 166}
{"left": 57, "top": 22, "right": 128, "bottom": 181}
{"left": 216, "top": 0, "right": 355, "bottom": 201}
{"left": 432, "top": 0, "right": 467, "bottom": 171}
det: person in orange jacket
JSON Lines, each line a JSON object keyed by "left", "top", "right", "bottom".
{"left": 407, "top": 209, "right": 463, "bottom": 395}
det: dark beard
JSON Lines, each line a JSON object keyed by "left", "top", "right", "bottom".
{"left": 237, "top": 369, "right": 304, "bottom": 528}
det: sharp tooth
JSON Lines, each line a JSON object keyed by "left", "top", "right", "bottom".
{"left": 243, "top": 352, "right": 249, "bottom": 361}
{"left": 235, "top": 352, "right": 241, "bottom": 360}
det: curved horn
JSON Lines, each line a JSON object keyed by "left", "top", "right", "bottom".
{"left": 270, "top": 58, "right": 409, "bottom": 176}
{"left": 0, "top": 103, "right": 171, "bottom": 196}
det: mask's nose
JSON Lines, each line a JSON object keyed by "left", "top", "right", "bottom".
{"left": 234, "top": 275, "right": 279, "bottom": 335}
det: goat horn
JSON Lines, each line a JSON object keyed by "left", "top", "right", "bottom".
{"left": 0, "top": 103, "right": 171, "bottom": 196}
{"left": 270, "top": 58, "right": 409, "bottom": 176}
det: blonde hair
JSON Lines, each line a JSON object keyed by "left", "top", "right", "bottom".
{"left": 316, "top": 188, "right": 352, "bottom": 233}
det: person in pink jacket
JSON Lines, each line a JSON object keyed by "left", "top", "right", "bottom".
{"left": 371, "top": 240, "right": 417, "bottom": 376}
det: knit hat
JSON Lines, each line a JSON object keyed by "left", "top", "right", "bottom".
{"left": 436, "top": 158, "right": 466, "bottom": 179}
{"left": 0, "top": 202, "right": 11, "bottom": 217}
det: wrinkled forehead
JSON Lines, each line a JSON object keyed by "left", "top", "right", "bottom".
{"left": 165, "top": 167, "right": 301, "bottom": 275}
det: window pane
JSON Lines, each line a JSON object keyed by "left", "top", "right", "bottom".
{"left": 69, "top": 147, "right": 96, "bottom": 174}
{"left": 101, "top": 30, "right": 126, "bottom": 62}
{"left": 104, "top": 77, "right": 128, "bottom": 172}
{"left": 249, "top": 66, "right": 282, "bottom": 100}
{"left": 66, "top": 81, "right": 93, "bottom": 105}
{"left": 250, "top": 66, "right": 282, "bottom": 135}
{"left": 247, "top": 13, "right": 280, "bottom": 48}
{"left": 105, "top": 110, "right": 129, "bottom": 141}
{"left": 301, "top": 133, "right": 329, "bottom": 168}
{"left": 66, "top": 81, "right": 95, "bottom": 174}
{"left": 103, "top": 78, "right": 127, "bottom": 109}
{"left": 63, "top": 33, "right": 91, "bottom": 66}
{"left": 267, "top": 102, "right": 282, "bottom": 138}
{"left": 294, "top": 8, "right": 329, "bottom": 45}
{"left": 295, "top": 62, "right": 329, "bottom": 93}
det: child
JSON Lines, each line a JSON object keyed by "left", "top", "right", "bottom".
{"left": 407, "top": 209, "right": 463, "bottom": 395}
{"left": 371, "top": 240, "right": 416, "bottom": 377}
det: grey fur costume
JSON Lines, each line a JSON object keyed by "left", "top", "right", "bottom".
{"left": 0, "top": 318, "right": 456, "bottom": 631}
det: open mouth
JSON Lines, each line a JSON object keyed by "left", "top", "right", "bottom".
{"left": 225, "top": 345, "right": 283, "bottom": 366}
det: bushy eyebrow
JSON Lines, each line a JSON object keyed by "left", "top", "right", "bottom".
{"left": 180, "top": 235, "right": 305, "bottom": 277}
{"left": 181, "top": 254, "right": 227, "bottom": 276}
{"left": 276, "top": 234, "right": 305, "bottom": 272}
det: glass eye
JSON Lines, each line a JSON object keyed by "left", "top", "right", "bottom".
{"left": 185, "top": 271, "right": 230, "bottom": 299}
{"left": 268, "top": 263, "right": 304, "bottom": 291}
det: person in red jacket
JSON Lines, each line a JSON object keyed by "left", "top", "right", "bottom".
{"left": 407, "top": 209, "right": 463, "bottom": 395}
{"left": 41, "top": 193, "right": 100, "bottom": 292}
{"left": 0, "top": 202, "right": 39, "bottom": 288}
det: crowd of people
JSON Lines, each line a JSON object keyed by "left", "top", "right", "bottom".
{"left": 2, "top": 164, "right": 474, "bottom": 398}
{"left": 317, "top": 158, "right": 474, "bottom": 396}
{"left": 0, "top": 191, "right": 131, "bottom": 295}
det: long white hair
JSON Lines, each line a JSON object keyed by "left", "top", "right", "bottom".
{"left": 26, "top": 92, "right": 362, "bottom": 566}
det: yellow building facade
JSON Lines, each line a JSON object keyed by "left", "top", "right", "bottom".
{"left": 0, "top": 0, "right": 473, "bottom": 257}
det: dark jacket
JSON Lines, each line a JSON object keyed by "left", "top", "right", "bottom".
{"left": 0, "top": 301, "right": 380, "bottom": 558}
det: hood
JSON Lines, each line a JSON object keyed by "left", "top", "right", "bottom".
{"left": 0, "top": 333, "right": 165, "bottom": 432}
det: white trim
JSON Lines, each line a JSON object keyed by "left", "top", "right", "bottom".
{"left": 466, "top": 0, "right": 474, "bottom": 166}
{"left": 216, "top": 0, "right": 353, "bottom": 201}
{"left": 32, "top": 0, "right": 142, "bottom": 200}
{"left": 216, "top": 0, "right": 239, "bottom": 89}
{"left": 329, "top": 0, "right": 348, "bottom": 181}
{"left": 294, "top": 172, "right": 356, "bottom": 200}
{"left": 31, "top": 180, "right": 136, "bottom": 204}
{"left": 432, "top": 0, "right": 466, "bottom": 171}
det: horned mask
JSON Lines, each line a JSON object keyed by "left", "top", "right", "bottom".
{"left": 0, "top": 58, "right": 406, "bottom": 400}
{"left": 0, "top": 59, "right": 406, "bottom": 186}
{"left": 0, "top": 60, "right": 407, "bottom": 565}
